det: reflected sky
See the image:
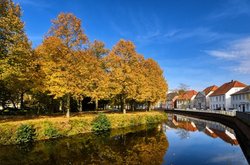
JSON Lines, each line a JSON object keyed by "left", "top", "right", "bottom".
{"left": 163, "top": 114, "right": 248, "bottom": 165}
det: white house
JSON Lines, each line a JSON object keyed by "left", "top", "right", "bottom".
{"left": 193, "top": 85, "right": 218, "bottom": 110}
{"left": 209, "top": 80, "right": 247, "bottom": 111}
{"left": 176, "top": 90, "right": 197, "bottom": 109}
{"left": 231, "top": 86, "right": 250, "bottom": 112}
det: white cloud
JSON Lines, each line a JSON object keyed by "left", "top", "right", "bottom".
{"left": 206, "top": 37, "right": 250, "bottom": 74}
{"left": 208, "top": 152, "right": 247, "bottom": 164}
{"left": 208, "top": 0, "right": 250, "bottom": 19}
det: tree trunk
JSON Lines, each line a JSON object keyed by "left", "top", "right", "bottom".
{"left": 11, "top": 100, "right": 17, "bottom": 109}
{"left": 65, "top": 94, "right": 70, "bottom": 118}
{"left": 78, "top": 99, "right": 82, "bottom": 112}
{"left": 121, "top": 97, "right": 126, "bottom": 114}
{"left": 95, "top": 99, "right": 98, "bottom": 111}
{"left": 59, "top": 99, "right": 63, "bottom": 112}
{"left": 147, "top": 101, "right": 151, "bottom": 111}
{"left": 20, "top": 92, "right": 24, "bottom": 110}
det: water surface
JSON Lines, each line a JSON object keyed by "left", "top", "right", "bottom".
{"left": 0, "top": 114, "right": 248, "bottom": 165}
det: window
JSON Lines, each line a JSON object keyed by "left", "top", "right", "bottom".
{"left": 239, "top": 95, "right": 241, "bottom": 100}
{"left": 243, "top": 94, "right": 245, "bottom": 100}
{"left": 219, "top": 96, "right": 221, "bottom": 101}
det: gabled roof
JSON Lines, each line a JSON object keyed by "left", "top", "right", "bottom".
{"left": 178, "top": 90, "right": 197, "bottom": 100}
{"left": 167, "top": 92, "right": 178, "bottom": 101}
{"left": 203, "top": 85, "right": 218, "bottom": 96}
{"left": 231, "top": 86, "right": 250, "bottom": 96}
{"left": 210, "top": 80, "right": 247, "bottom": 97}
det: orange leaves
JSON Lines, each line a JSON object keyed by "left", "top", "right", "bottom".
{"left": 104, "top": 39, "right": 168, "bottom": 104}
{"left": 48, "top": 13, "right": 88, "bottom": 49}
{"left": 34, "top": 12, "right": 167, "bottom": 110}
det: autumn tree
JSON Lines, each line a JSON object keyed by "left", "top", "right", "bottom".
{"left": 38, "top": 13, "right": 88, "bottom": 117}
{"left": 87, "top": 40, "right": 109, "bottom": 110}
{"left": 89, "top": 40, "right": 109, "bottom": 59}
{"left": 48, "top": 13, "right": 88, "bottom": 49}
{"left": 105, "top": 40, "right": 145, "bottom": 113}
{"left": 142, "top": 59, "right": 168, "bottom": 111}
{"left": 0, "top": 0, "right": 33, "bottom": 110}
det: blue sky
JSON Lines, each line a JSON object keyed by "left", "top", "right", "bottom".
{"left": 14, "top": 0, "right": 250, "bottom": 91}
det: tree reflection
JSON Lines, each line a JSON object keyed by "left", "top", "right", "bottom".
{"left": 0, "top": 126, "right": 169, "bottom": 165}
{"left": 176, "top": 129, "right": 190, "bottom": 139}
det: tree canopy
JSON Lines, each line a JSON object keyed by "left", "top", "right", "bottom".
{"left": 0, "top": 0, "right": 168, "bottom": 116}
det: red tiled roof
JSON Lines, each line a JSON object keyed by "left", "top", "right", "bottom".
{"left": 204, "top": 128, "right": 218, "bottom": 138}
{"left": 211, "top": 129, "right": 238, "bottom": 145}
{"left": 203, "top": 85, "right": 218, "bottom": 95}
{"left": 178, "top": 90, "right": 197, "bottom": 100}
{"left": 210, "top": 81, "right": 247, "bottom": 97}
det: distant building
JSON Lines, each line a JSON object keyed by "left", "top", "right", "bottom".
{"left": 231, "top": 86, "right": 250, "bottom": 112}
{"left": 193, "top": 85, "right": 218, "bottom": 110}
{"left": 166, "top": 92, "right": 178, "bottom": 109}
{"left": 176, "top": 90, "right": 197, "bottom": 109}
{"left": 209, "top": 80, "right": 247, "bottom": 111}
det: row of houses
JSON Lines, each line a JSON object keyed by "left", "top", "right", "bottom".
{"left": 166, "top": 80, "right": 250, "bottom": 112}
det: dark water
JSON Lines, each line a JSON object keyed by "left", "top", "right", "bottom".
{"left": 0, "top": 114, "right": 249, "bottom": 165}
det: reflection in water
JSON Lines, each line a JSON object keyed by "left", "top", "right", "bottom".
{"left": 0, "top": 126, "right": 168, "bottom": 165}
{"left": 166, "top": 114, "right": 239, "bottom": 145}
{"left": 0, "top": 114, "right": 249, "bottom": 165}
{"left": 164, "top": 114, "right": 248, "bottom": 165}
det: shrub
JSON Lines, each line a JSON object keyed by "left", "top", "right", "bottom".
{"left": 43, "top": 122, "right": 60, "bottom": 138}
{"left": 16, "top": 124, "right": 36, "bottom": 144}
{"left": 91, "top": 113, "right": 111, "bottom": 132}
{"left": 146, "top": 116, "right": 156, "bottom": 125}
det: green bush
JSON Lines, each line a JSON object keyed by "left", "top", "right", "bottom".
{"left": 16, "top": 124, "right": 36, "bottom": 144}
{"left": 146, "top": 116, "right": 156, "bottom": 125}
{"left": 91, "top": 113, "right": 111, "bottom": 132}
{"left": 43, "top": 122, "right": 60, "bottom": 138}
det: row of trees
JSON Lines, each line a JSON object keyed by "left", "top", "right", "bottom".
{"left": 0, "top": 0, "right": 168, "bottom": 116}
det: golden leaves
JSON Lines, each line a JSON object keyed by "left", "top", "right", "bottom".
{"left": 48, "top": 13, "right": 88, "bottom": 49}
{"left": 105, "top": 39, "right": 168, "bottom": 105}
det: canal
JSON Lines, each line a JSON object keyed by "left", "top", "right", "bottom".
{"left": 0, "top": 113, "right": 249, "bottom": 165}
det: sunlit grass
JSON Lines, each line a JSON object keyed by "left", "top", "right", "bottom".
{"left": 0, "top": 111, "right": 167, "bottom": 145}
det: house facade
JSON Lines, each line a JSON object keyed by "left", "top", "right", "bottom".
{"left": 209, "top": 80, "right": 247, "bottom": 111}
{"left": 166, "top": 92, "right": 178, "bottom": 109}
{"left": 176, "top": 90, "right": 197, "bottom": 109}
{"left": 193, "top": 85, "right": 218, "bottom": 110}
{"left": 231, "top": 86, "right": 250, "bottom": 112}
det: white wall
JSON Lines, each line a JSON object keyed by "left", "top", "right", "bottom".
{"left": 225, "top": 87, "right": 245, "bottom": 110}
{"left": 231, "top": 94, "right": 250, "bottom": 112}
{"left": 210, "top": 95, "right": 226, "bottom": 110}
{"left": 206, "top": 91, "right": 214, "bottom": 109}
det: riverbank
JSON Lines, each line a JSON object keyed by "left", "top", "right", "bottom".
{"left": 0, "top": 111, "right": 167, "bottom": 145}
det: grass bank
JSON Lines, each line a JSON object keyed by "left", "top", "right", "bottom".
{"left": 0, "top": 111, "right": 167, "bottom": 145}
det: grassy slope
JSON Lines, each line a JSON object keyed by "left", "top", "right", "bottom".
{"left": 0, "top": 111, "right": 167, "bottom": 145}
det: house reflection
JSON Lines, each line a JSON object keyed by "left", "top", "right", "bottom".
{"left": 166, "top": 114, "right": 239, "bottom": 145}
